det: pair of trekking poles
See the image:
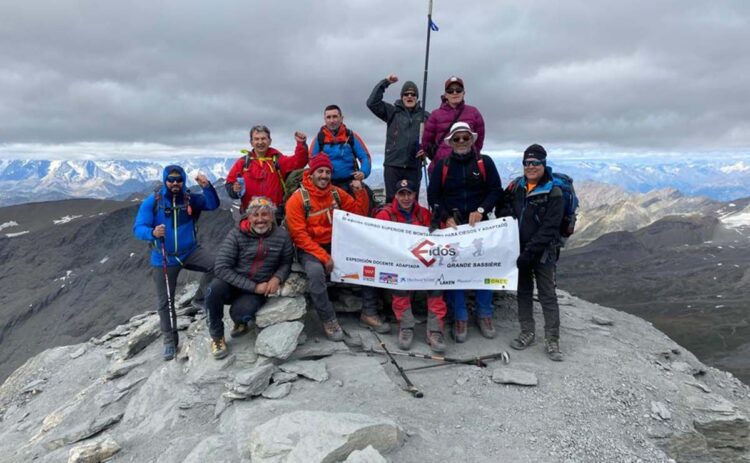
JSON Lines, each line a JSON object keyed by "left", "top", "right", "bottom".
{"left": 368, "top": 330, "right": 510, "bottom": 398}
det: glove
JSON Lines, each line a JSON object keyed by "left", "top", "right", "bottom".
{"left": 516, "top": 252, "right": 534, "bottom": 269}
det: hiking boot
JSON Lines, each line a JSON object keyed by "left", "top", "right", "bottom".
{"left": 359, "top": 313, "right": 391, "bottom": 334}
{"left": 230, "top": 320, "right": 254, "bottom": 338}
{"left": 426, "top": 331, "right": 447, "bottom": 353}
{"left": 210, "top": 337, "right": 229, "bottom": 359}
{"left": 545, "top": 338, "right": 563, "bottom": 362}
{"left": 397, "top": 327, "right": 414, "bottom": 350}
{"left": 477, "top": 317, "right": 496, "bottom": 339}
{"left": 323, "top": 319, "right": 345, "bottom": 342}
{"left": 510, "top": 331, "right": 536, "bottom": 350}
{"left": 163, "top": 344, "right": 176, "bottom": 361}
{"left": 453, "top": 320, "right": 467, "bottom": 343}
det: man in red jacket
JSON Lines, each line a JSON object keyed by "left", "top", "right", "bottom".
{"left": 371, "top": 178, "right": 448, "bottom": 352}
{"left": 225, "top": 125, "right": 308, "bottom": 220}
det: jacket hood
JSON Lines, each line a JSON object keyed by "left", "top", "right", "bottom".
{"left": 162, "top": 164, "right": 188, "bottom": 195}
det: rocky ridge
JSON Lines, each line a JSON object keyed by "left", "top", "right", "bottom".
{"left": 1, "top": 271, "right": 749, "bottom": 462}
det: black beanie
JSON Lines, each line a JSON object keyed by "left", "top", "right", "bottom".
{"left": 401, "top": 81, "right": 419, "bottom": 98}
{"left": 523, "top": 144, "right": 547, "bottom": 162}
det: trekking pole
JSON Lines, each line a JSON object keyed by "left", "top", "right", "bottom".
{"left": 418, "top": 0, "right": 436, "bottom": 191}
{"left": 402, "top": 352, "right": 511, "bottom": 372}
{"left": 369, "top": 330, "right": 423, "bottom": 398}
{"left": 368, "top": 349, "right": 510, "bottom": 367}
{"left": 159, "top": 239, "right": 178, "bottom": 355}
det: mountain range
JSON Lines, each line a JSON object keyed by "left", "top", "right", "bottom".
{"left": 2, "top": 155, "right": 750, "bottom": 207}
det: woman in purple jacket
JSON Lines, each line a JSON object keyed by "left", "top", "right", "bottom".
{"left": 419, "top": 76, "right": 485, "bottom": 174}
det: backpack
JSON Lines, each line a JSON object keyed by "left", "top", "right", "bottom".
{"left": 240, "top": 149, "right": 287, "bottom": 196}
{"left": 298, "top": 186, "right": 342, "bottom": 220}
{"left": 152, "top": 186, "right": 196, "bottom": 221}
{"left": 316, "top": 128, "right": 370, "bottom": 173}
{"left": 283, "top": 168, "right": 306, "bottom": 203}
{"left": 440, "top": 155, "right": 487, "bottom": 187}
{"left": 508, "top": 172, "right": 579, "bottom": 241}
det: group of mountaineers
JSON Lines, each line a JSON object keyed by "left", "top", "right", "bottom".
{"left": 133, "top": 74, "right": 567, "bottom": 364}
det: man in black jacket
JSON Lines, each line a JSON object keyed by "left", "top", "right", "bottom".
{"left": 427, "top": 122, "right": 502, "bottom": 344}
{"left": 367, "top": 74, "right": 429, "bottom": 203}
{"left": 204, "top": 197, "right": 294, "bottom": 359}
{"left": 499, "top": 144, "right": 564, "bottom": 361}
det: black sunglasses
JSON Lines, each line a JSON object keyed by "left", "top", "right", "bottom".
{"left": 166, "top": 176, "right": 184, "bottom": 183}
{"left": 403, "top": 92, "right": 417, "bottom": 98}
{"left": 523, "top": 160, "right": 544, "bottom": 167}
{"left": 451, "top": 135, "right": 472, "bottom": 143}
{"left": 446, "top": 87, "right": 464, "bottom": 94}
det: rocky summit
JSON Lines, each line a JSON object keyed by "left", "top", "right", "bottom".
{"left": 0, "top": 280, "right": 749, "bottom": 463}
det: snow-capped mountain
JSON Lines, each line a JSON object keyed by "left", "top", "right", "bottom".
{"left": 1, "top": 155, "right": 749, "bottom": 206}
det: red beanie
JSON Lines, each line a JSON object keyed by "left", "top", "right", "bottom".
{"left": 308, "top": 153, "right": 333, "bottom": 173}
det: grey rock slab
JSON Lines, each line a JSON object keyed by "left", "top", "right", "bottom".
{"left": 245, "top": 410, "right": 403, "bottom": 462}
{"left": 44, "top": 412, "right": 124, "bottom": 450}
{"left": 255, "top": 321, "right": 304, "bottom": 360}
{"left": 271, "top": 371, "right": 298, "bottom": 384}
{"left": 233, "top": 364, "right": 275, "bottom": 396}
{"left": 21, "top": 378, "right": 47, "bottom": 394}
{"left": 67, "top": 435, "right": 121, "bottom": 463}
{"left": 176, "top": 316, "right": 192, "bottom": 330}
{"left": 104, "top": 358, "right": 147, "bottom": 380}
{"left": 279, "top": 272, "right": 309, "bottom": 297}
{"left": 255, "top": 296, "right": 306, "bottom": 328}
{"left": 279, "top": 360, "right": 329, "bottom": 382}
{"left": 491, "top": 368, "right": 538, "bottom": 387}
{"left": 651, "top": 401, "right": 672, "bottom": 421}
{"left": 69, "top": 346, "right": 87, "bottom": 359}
{"left": 182, "top": 435, "right": 237, "bottom": 463}
{"left": 261, "top": 382, "right": 292, "bottom": 399}
{"left": 344, "top": 445, "right": 387, "bottom": 463}
{"left": 119, "top": 318, "right": 160, "bottom": 360}
{"left": 591, "top": 315, "right": 614, "bottom": 326}
{"left": 288, "top": 338, "right": 350, "bottom": 361}
{"left": 685, "top": 381, "right": 712, "bottom": 393}
{"left": 672, "top": 361, "right": 704, "bottom": 376}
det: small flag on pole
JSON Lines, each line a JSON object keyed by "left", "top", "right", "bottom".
{"left": 429, "top": 19, "right": 439, "bottom": 31}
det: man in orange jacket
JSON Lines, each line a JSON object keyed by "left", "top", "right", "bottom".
{"left": 285, "top": 154, "right": 388, "bottom": 341}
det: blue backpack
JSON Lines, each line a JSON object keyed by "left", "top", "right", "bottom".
{"left": 508, "top": 172, "right": 579, "bottom": 240}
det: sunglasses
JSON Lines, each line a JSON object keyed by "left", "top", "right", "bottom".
{"left": 403, "top": 92, "right": 417, "bottom": 98}
{"left": 523, "top": 160, "right": 544, "bottom": 167}
{"left": 451, "top": 135, "right": 472, "bottom": 143}
{"left": 446, "top": 87, "right": 464, "bottom": 94}
{"left": 166, "top": 176, "right": 184, "bottom": 183}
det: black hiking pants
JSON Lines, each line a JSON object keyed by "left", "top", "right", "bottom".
{"left": 383, "top": 165, "right": 422, "bottom": 204}
{"left": 517, "top": 261, "right": 560, "bottom": 339}
{"left": 152, "top": 246, "right": 214, "bottom": 346}
{"left": 205, "top": 279, "right": 266, "bottom": 340}
{"left": 297, "top": 246, "right": 337, "bottom": 323}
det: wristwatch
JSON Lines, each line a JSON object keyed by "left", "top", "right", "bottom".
{"left": 477, "top": 207, "right": 485, "bottom": 214}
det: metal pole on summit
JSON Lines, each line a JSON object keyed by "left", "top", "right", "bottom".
{"left": 418, "top": 0, "right": 436, "bottom": 192}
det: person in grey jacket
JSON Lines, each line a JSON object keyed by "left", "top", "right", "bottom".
{"left": 367, "top": 74, "right": 429, "bottom": 203}
{"left": 204, "top": 197, "right": 294, "bottom": 359}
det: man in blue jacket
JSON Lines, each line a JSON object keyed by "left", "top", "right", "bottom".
{"left": 133, "top": 165, "right": 220, "bottom": 360}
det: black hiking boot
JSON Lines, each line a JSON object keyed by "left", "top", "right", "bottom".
{"left": 545, "top": 338, "right": 563, "bottom": 362}
{"left": 163, "top": 343, "right": 176, "bottom": 361}
{"left": 230, "top": 320, "right": 254, "bottom": 338}
{"left": 510, "top": 331, "right": 536, "bottom": 350}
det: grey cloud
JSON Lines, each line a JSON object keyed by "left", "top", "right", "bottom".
{"left": 0, "top": 0, "right": 748, "bottom": 159}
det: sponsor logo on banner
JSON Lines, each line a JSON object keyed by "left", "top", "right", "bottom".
{"left": 379, "top": 272, "right": 399, "bottom": 284}
{"left": 363, "top": 266, "right": 375, "bottom": 281}
{"left": 435, "top": 274, "right": 456, "bottom": 285}
{"left": 484, "top": 278, "right": 509, "bottom": 285}
{"left": 410, "top": 239, "right": 458, "bottom": 267}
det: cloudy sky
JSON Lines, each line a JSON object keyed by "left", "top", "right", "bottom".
{"left": 1, "top": 0, "right": 748, "bottom": 160}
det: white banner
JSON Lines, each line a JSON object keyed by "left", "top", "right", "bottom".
{"left": 331, "top": 210, "right": 519, "bottom": 290}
